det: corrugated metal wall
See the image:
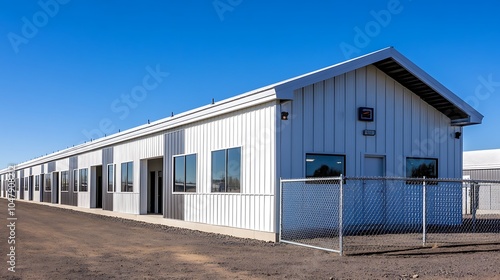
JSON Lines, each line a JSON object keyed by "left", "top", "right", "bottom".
{"left": 164, "top": 129, "right": 185, "bottom": 220}
{"left": 114, "top": 134, "right": 164, "bottom": 214}
{"left": 102, "top": 147, "right": 114, "bottom": 211}
{"left": 464, "top": 169, "right": 500, "bottom": 180}
{"left": 77, "top": 150, "right": 102, "bottom": 208}
{"left": 464, "top": 169, "right": 500, "bottom": 211}
{"left": 164, "top": 102, "right": 277, "bottom": 232}
{"left": 280, "top": 65, "right": 462, "bottom": 179}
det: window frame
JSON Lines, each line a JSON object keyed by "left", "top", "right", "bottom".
{"left": 121, "top": 162, "right": 134, "bottom": 192}
{"left": 107, "top": 164, "right": 115, "bottom": 193}
{"left": 35, "top": 175, "right": 40, "bottom": 191}
{"left": 24, "top": 177, "right": 29, "bottom": 191}
{"left": 173, "top": 153, "right": 197, "bottom": 193}
{"left": 79, "top": 168, "right": 88, "bottom": 192}
{"left": 61, "top": 171, "right": 69, "bottom": 192}
{"left": 44, "top": 173, "right": 52, "bottom": 192}
{"left": 405, "top": 157, "right": 438, "bottom": 185}
{"left": 73, "top": 169, "right": 78, "bottom": 192}
{"left": 305, "top": 153, "right": 346, "bottom": 179}
{"left": 211, "top": 147, "right": 242, "bottom": 193}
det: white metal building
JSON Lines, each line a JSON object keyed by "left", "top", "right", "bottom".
{"left": 0, "top": 47, "right": 482, "bottom": 241}
{"left": 463, "top": 149, "right": 500, "bottom": 213}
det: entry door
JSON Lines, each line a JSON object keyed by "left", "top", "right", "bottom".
{"left": 149, "top": 171, "right": 156, "bottom": 213}
{"left": 52, "top": 172, "right": 59, "bottom": 204}
{"left": 157, "top": 171, "right": 163, "bottom": 215}
{"left": 29, "top": 176, "right": 33, "bottom": 201}
{"left": 364, "top": 156, "right": 386, "bottom": 225}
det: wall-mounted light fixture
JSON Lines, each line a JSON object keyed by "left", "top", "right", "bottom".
{"left": 454, "top": 132, "right": 462, "bottom": 139}
{"left": 281, "top": 112, "right": 289, "bottom": 120}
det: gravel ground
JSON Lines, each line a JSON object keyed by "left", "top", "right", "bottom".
{"left": 1, "top": 199, "right": 500, "bottom": 279}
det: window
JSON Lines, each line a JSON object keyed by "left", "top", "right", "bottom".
{"left": 35, "top": 175, "right": 40, "bottom": 191}
{"left": 121, "top": 162, "right": 133, "bottom": 192}
{"left": 174, "top": 154, "right": 197, "bottom": 192}
{"left": 61, "top": 171, "right": 69, "bottom": 192}
{"left": 79, "top": 169, "right": 88, "bottom": 192}
{"left": 406, "top": 157, "right": 438, "bottom": 184}
{"left": 306, "top": 154, "right": 345, "bottom": 178}
{"left": 45, "top": 174, "right": 52, "bottom": 192}
{"left": 73, "top": 169, "right": 78, "bottom": 192}
{"left": 24, "top": 177, "right": 28, "bottom": 191}
{"left": 107, "top": 164, "right": 115, "bottom": 192}
{"left": 211, "top": 147, "right": 241, "bottom": 193}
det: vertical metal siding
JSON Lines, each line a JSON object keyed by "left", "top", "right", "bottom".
{"left": 163, "top": 102, "right": 277, "bottom": 232}
{"left": 281, "top": 65, "right": 461, "bottom": 179}
{"left": 31, "top": 165, "right": 41, "bottom": 202}
{"left": 112, "top": 134, "right": 163, "bottom": 214}
{"left": 102, "top": 147, "right": 114, "bottom": 211}
{"left": 19, "top": 170, "right": 24, "bottom": 200}
{"left": 164, "top": 130, "right": 185, "bottom": 220}
{"left": 77, "top": 150, "right": 102, "bottom": 208}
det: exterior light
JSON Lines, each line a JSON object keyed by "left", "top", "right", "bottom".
{"left": 281, "top": 112, "right": 289, "bottom": 120}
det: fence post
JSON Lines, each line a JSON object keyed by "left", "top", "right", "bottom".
{"left": 422, "top": 176, "right": 426, "bottom": 247}
{"left": 472, "top": 182, "right": 477, "bottom": 233}
{"left": 339, "top": 174, "right": 344, "bottom": 256}
{"left": 279, "top": 177, "right": 283, "bottom": 242}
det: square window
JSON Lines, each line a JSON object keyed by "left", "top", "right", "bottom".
{"left": 61, "top": 171, "right": 69, "bottom": 192}
{"left": 173, "top": 154, "right": 197, "bottom": 193}
{"left": 211, "top": 148, "right": 241, "bottom": 193}
{"left": 406, "top": 157, "right": 438, "bottom": 184}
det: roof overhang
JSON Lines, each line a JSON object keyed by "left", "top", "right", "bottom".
{"left": 274, "top": 47, "right": 483, "bottom": 126}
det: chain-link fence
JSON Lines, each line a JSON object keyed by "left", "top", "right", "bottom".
{"left": 280, "top": 177, "right": 500, "bottom": 255}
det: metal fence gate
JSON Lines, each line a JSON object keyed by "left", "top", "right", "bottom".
{"left": 280, "top": 177, "right": 500, "bottom": 255}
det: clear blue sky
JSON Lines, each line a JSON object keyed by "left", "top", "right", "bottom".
{"left": 1, "top": 0, "right": 499, "bottom": 168}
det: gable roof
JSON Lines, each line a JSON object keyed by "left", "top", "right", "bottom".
{"left": 1, "top": 47, "right": 483, "bottom": 172}
{"left": 272, "top": 47, "right": 483, "bottom": 126}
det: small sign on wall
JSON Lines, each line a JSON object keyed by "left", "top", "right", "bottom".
{"left": 358, "top": 107, "right": 374, "bottom": 122}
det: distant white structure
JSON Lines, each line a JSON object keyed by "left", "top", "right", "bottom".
{"left": 463, "top": 149, "right": 500, "bottom": 213}
{"left": 0, "top": 47, "right": 482, "bottom": 241}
